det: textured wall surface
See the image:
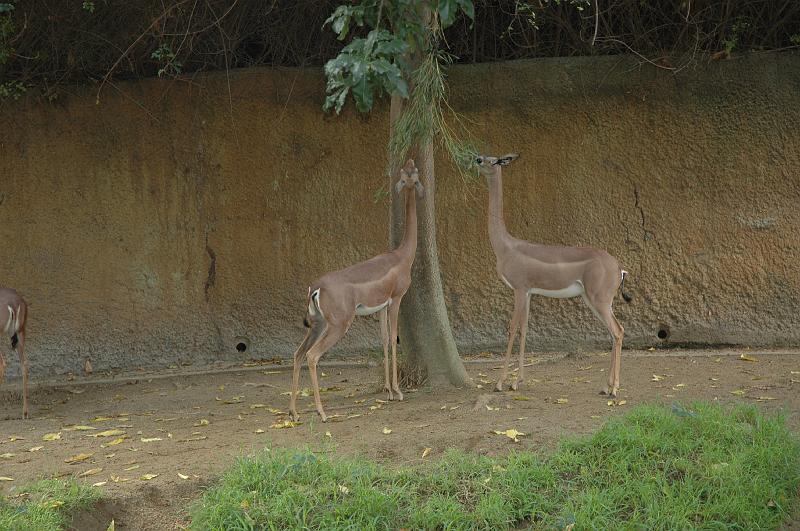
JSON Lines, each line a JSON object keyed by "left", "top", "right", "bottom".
{"left": 1, "top": 53, "right": 798, "bottom": 378}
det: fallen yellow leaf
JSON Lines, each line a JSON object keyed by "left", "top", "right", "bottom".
{"left": 555, "top": 398, "right": 569, "bottom": 404}
{"left": 92, "top": 416, "right": 113, "bottom": 422}
{"left": 493, "top": 429, "right": 526, "bottom": 442}
{"left": 651, "top": 374, "right": 664, "bottom": 382}
{"left": 382, "top": 427, "right": 392, "bottom": 434}
{"left": 78, "top": 468, "right": 103, "bottom": 478}
{"left": 42, "top": 432, "right": 62, "bottom": 441}
{"left": 249, "top": 404, "right": 267, "bottom": 409}
{"left": 270, "top": 420, "right": 300, "bottom": 429}
{"left": 338, "top": 484, "right": 350, "bottom": 495}
{"left": 65, "top": 453, "right": 94, "bottom": 464}
{"left": 101, "top": 437, "right": 126, "bottom": 448}
{"left": 512, "top": 395, "right": 531, "bottom": 401}
{"left": 194, "top": 419, "right": 209, "bottom": 427}
{"left": 64, "top": 425, "right": 96, "bottom": 431}
{"left": 124, "top": 464, "right": 140, "bottom": 471}
{"left": 739, "top": 354, "right": 759, "bottom": 362}
{"left": 421, "top": 447, "right": 432, "bottom": 458}
{"left": 730, "top": 390, "right": 746, "bottom": 396}
{"left": 28, "top": 446, "right": 43, "bottom": 452}
{"left": 0, "top": 453, "right": 14, "bottom": 459}
{"left": 92, "top": 481, "right": 107, "bottom": 487}
{"left": 178, "top": 473, "right": 189, "bottom": 480}
{"left": 90, "top": 429, "right": 126, "bottom": 438}
{"left": 255, "top": 429, "right": 265, "bottom": 434}
{"left": 755, "top": 396, "right": 777, "bottom": 401}
{"left": 8, "top": 436, "right": 24, "bottom": 442}
{"left": 0, "top": 477, "right": 13, "bottom": 481}
{"left": 139, "top": 474, "right": 159, "bottom": 481}
{"left": 325, "top": 431, "right": 332, "bottom": 438}
{"left": 486, "top": 405, "right": 500, "bottom": 411}
{"left": 140, "top": 437, "right": 162, "bottom": 443}
{"left": 42, "top": 500, "right": 64, "bottom": 509}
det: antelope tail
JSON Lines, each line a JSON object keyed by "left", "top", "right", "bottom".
{"left": 620, "top": 270, "right": 633, "bottom": 303}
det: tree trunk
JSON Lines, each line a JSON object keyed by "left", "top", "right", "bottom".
{"left": 389, "top": 94, "right": 471, "bottom": 388}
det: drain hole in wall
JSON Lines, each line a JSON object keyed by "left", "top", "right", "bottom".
{"left": 234, "top": 336, "right": 250, "bottom": 354}
{"left": 657, "top": 326, "right": 670, "bottom": 340}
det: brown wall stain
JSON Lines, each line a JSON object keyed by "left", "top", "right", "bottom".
{"left": 1, "top": 54, "right": 798, "bottom": 377}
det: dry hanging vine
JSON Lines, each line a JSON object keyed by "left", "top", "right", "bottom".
{"left": 1, "top": 0, "right": 798, "bottom": 102}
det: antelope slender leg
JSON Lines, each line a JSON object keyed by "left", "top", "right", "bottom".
{"left": 388, "top": 299, "right": 403, "bottom": 400}
{"left": 586, "top": 299, "right": 624, "bottom": 397}
{"left": 511, "top": 294, "right": 531, "bottom": 391}
{"left": 495, "top": 290, "right": 526, "bottom": 392}
{"left": 289, "top": 325, "right": 322, "bottom": 421}
{"left": 379, "top": 307, "right": 392, "bottom": 400}
{"left": 305, "top": 324, "right": 349, "bottom": 422}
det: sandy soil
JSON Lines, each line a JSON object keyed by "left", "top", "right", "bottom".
{"left": 1, "top": 348, "right": 799, "bottom": 530}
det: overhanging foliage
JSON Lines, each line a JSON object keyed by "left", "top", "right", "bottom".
{"left": 1, "top": 1, "right": 798, "bottom": 101}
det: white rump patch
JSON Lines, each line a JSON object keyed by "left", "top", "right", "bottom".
{"left": 3, "top": 305, "right": 13, "bottom": 335}
{"left": 355, "top": 298, "right": 391, "bottom": 316}
{"left": 308, "top": 289, "right": 324, "bottom": 319}
{"left": 529, "top": 281, "right": 585, "bottom": 299}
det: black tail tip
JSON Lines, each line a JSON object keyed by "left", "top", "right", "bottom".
{"left": 303, "top": 318, "right": 310, "bottom": 328}
{"left": 11, "top": 333, "right": 18, "bottom": 349}
{"left": 622, "top": 292, "right": 633, "bottom": 303}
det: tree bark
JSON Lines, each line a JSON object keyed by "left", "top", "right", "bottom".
{"left": 389, "top": 93, "right": 471, "bottom": 387}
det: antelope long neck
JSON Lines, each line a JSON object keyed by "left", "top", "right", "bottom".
{"left": 487, "top": 167, "right": 512, "bottom": 254}
{"left": 396, "top": 187, "right": 417, "bottom": 263}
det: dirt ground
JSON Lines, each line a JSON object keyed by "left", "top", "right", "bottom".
{"left": 1, "top": 348, "right": 799, "bottom": 530}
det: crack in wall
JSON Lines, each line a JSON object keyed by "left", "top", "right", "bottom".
{"left": 633, "top": 183, "right": 654, "bottom": 241}
{"left": 204, "top": 232, "right": 217, "bottom": 302}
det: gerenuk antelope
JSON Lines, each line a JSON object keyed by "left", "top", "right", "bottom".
{"left": 475, "top": 153, "right": 632, "bottom": 397}
{"left": 1, "top": 287, "right": 29, "bottom": 419}
{"left": 289, "top": 159, "right": 423, "bottom": 422}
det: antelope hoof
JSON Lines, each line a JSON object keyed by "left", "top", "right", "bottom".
{"left": 494, "top": 382, "right": 505, "bottom": 392}
{"left": 22, "top": 410, "right": 29, "bottom": 420}
{"left": 600, "top": 386, "right": 619, "bottom": 398}
{"left": 394, "top": 389, "right": 404, "bottom": 401}
{"left": 511, "top": 379, "right": 522, "bottom": 391}
{"left": 290, "top": 411, "right": 300, "bottom": 422}
{"left": 319, "top": 412, "right": 328, "bottom": 423}
{"left": 386, "top": 387, "right": 394, "bottom": 401}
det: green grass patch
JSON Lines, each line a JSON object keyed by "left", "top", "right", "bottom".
{"left": 190, "top": 402, "right": 800, "bottom": 530}
{"left": 0, "top": 478, "right": 102, "bottom": 531}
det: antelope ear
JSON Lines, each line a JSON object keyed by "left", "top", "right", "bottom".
{"left": 415, "top": 181, "right": 424, "bottom": 197}
{"left": 496, "top": 153, "right": 519, "bottom": 166}
{"left": 395, "top": 179, "right": 405, "bottom": 194}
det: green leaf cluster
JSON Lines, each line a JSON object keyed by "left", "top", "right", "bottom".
{"left": 323, "top": 29, "right": 409, "bottom": 114}
{"left": 323, "top": 1, "right": 475, "bottom": 115}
